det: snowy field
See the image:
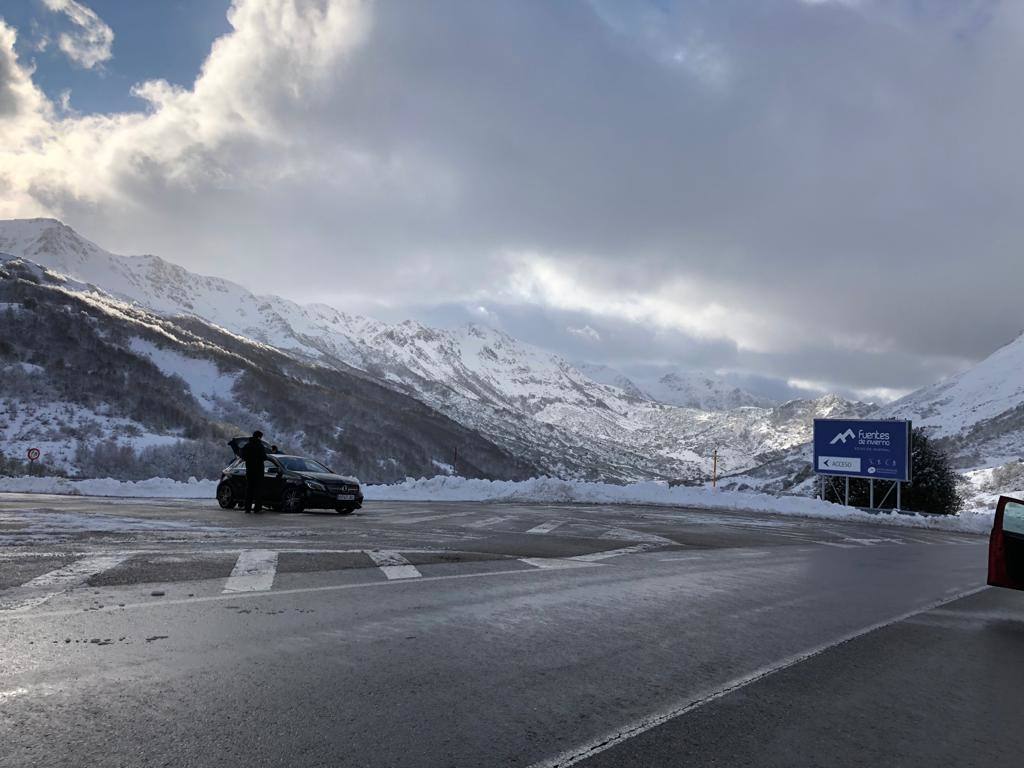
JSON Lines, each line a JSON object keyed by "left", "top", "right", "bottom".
{"left": 0, "top": 474, "right": 997, "bottom": 533}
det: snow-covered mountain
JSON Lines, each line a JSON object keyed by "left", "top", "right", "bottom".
{"left": 578, "top": 363, "right": 774, "bottom": 410}
{"left": 723, "top": 330, "right": 1024, "bottom": 497}
{"left": 880, "top": 331, "right": 1024, "bottom": 468}
{"left": 0, "top": 257, "right": 534, "bottom": 482}
{"left": 0, "top": 218, "right": 868, "bottom": 481}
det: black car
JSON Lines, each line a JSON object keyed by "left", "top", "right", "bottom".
{"left": 216, "top": 439, "right": 363, "bottom": 514}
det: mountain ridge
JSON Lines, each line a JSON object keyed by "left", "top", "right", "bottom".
{"left": 0, "top": 218, "right": 870, "bottom": 481}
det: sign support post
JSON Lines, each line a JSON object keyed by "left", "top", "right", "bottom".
{"left": 869, "top": 478, "right": 874, "bottom": 509}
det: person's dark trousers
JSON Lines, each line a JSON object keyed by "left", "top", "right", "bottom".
{"left": 244, "top": 472, "right": 264, "bottom": 513}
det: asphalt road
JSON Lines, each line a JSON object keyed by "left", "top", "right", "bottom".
{"left": 1, "top": 494, "right": 1020, "bottom": 768}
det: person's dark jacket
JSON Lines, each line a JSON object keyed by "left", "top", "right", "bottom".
{"left": 241, "top": 439, "right": 268, "bottom": 475}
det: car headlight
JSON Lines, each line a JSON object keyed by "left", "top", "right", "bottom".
{"left": 304, "top": 480, "right": 326, "bottom": 492}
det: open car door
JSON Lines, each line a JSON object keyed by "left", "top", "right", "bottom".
{"left": 228, "top": 436, "right": 273, "bottom": 458}
{"left": 988, "top": 495, "right": 1024, "bottom": 591}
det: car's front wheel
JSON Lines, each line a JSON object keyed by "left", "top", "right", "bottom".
{"left": 281, "top": 487, "right": 305, "bottom": 514}
{"left": 216, "top": 482, "right": 236, "bottom": 509}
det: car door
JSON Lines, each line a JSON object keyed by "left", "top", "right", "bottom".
{"left": 988, "top": 495, "right": 1024, "bottom": 591}
{"left": 261, "top": 458, "right": 286, "bottom": 505}
{"left": 227, "top": 459, "right": 247, "bottom": 499}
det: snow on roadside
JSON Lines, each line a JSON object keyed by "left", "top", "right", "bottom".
{"left": 0, "top": 475, "right": 216, "bottom": 498}
{"left": 365, "top": 476, "right": 993, "bottom": 533}
{"left": 0, "top": 474, "right": 995, "bottom": 533}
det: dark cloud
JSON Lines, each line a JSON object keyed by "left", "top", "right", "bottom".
{"left": 7, "top": 0, "right": 1023, "bottom": 397}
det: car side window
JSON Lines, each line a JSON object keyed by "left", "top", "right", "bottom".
{"left": 1005, "top": 501, "right": 1024, "bottom": 536}
{"left": 264, "top": 460, "right": 279, "bottom": 474}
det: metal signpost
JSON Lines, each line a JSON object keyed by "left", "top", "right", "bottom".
{"left": 813, "top": 419, "right": 912, "bottom": 510}
{"left": 26, "top": 447, "right": 40, "bottom": 473}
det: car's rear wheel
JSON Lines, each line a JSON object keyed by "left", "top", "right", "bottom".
{"left": 281, "top": 488, "right": 305, "bottom": 514}
{"left": 335, "top": 505, "right": 354, "bottom": 515}
{"left": 216, "top": 483, "right": 236, "bottom": 509}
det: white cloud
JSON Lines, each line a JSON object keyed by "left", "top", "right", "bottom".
{"left": 0, "top": 0, "right": 370, "bottom": 218}
{"left": 567, "top": 324, "right": 602, "bottom": 342}
{"left": 41, "top": 0, "right": 114, "bottom": 69}
{"left": 1, "top": 0, "right": 1022, "bottom": 397}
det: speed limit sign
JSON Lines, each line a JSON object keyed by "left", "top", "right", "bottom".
{"left": 26, "top": 447, "right": 40, "bottom": 462}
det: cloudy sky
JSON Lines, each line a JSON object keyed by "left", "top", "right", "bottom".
{"left": 2, "top": 0, "right": 1022, "bottom": 403}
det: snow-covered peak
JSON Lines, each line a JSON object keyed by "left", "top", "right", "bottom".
{"left": 882, "top": 331, "right": 1024, "bottom": 437}
{"left": 574, "top": 363, "right": 648, "bottom": 399}
{"left": 640, "top": 370, "right": 775, "bottom": 411}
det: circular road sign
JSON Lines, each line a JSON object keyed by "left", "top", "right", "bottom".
{"left": 26, "top": 448, "right": 41, "bottom": 462}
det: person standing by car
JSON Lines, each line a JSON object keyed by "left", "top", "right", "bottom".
{"left": 241, "top": 431, "right": 268, "bottom": 514}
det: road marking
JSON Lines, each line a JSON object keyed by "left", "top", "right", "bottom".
{"left": 526, "top": 584, "right": 990, "bottom": 768}
{"left": 519, "top": 558, "right": 600, "bottom": 570}
{"left": 465, "top": 516, "right": 511, "bottom": 529}
{"left": 222, "top": 550, "right": 278, "bottom": 593}
{"left": 366, "top": 550, "right": 422, "bottom": 580}
{"left": 571, "top": 545, "right": 650, "bottom": 562}
{"left": 0, "top": 563, "right": 607, "bottom": 622}
{"left": 526, "top": 520, "right": 566, "bottom": 534}
{"left": 0, "top": 554, "right": 129, "bottom": 612}
{"left": 387, "top": 512, "right": 475, "bottom": 525}
{"left": 600, "top": 527, "right": 675, "bottom": 545}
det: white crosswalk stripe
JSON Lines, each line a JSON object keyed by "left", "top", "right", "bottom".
{"left": 601, "top": 527, "right": 675, "bottom": 545}
{"left": 465, "top": 516, "right": 512, "bottom": 529}
{"left": 571, "top": 545, "right": 651, "bottom": 562}
{"left": 0, "top": 555, "right": 129, "bottom": 612}
{"left": 366, "top": 550, "right": 422, "bottom": 580}
{"left": 223, "top": 550, "right": 278, "bottom": 593}
{"left": 519, "top": 557, "right": 600, "bottom": 570}
{"left": 526, "top": 520, "right": 566, "bottom": 534}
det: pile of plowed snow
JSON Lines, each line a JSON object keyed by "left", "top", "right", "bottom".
{"left": 0, "top": 475, "right": 217, "bottom": 498}
{"left": 0, "top": 474, "right": 993, "bottom": 533}
{"left": 367, "top": 476, "right": 993, "bottom": 533}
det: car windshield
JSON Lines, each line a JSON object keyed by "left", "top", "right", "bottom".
{"left": 276, "top": 456, "right": 331, "bottom": 473}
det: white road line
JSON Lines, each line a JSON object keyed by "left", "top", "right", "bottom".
{"left": 222, "top": 550, "right": 278, "bottom": 593}
{"left": 465, "top": 516, "right": 511, "bottom": 529}
{"left": 519, "top": 558, "right": 600, "bottom": 570}
{"left": 366, "top": 551, "right": 422, "bottom": 580}
{"left": 0, "top": 554, "right": 129, "bottom": 612}
{"left": 600, "top": 527, "right": 675, "bottom": 545}
{"left": 526, "top": 584, "right": 989, "bottom": 768}
{"left": 571, "top": 545, "right": 650, "bottom": 562}
{"left": 526, "top": 520, "right": 566, "bottom": 535}
{"left": 387, "top": 512, "right": 476, "bottom": 525}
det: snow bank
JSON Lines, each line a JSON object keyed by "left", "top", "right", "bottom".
{"left": 0, "top": 474, "right": 994, "bottom": 533}
{"left": 366, "top": 476, "right": 994, "bottom": 533}
{"left": 0, "top": 475, "right": 216, "bottom": 498}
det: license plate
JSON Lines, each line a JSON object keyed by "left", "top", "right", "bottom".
{"left": 336, "top": 494, "right": 355, "bottom": 501}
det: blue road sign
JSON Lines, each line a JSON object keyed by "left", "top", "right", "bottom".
{"left": 813, "top": 418, "right": 912, "bottom": 482}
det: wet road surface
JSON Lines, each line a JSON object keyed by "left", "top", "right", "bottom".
{"left": 1, "top": 494, "right": 1019, "bottom": 767}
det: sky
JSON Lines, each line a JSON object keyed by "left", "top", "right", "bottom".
{"left": 2, "top": 0, "right": 1022, "bottom": 404}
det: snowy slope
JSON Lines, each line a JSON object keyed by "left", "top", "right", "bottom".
{"left": 876, "top": 331, "right": 1024, "bottom": 469}
{"left": 0, "top": 257, "right": 536, "bottom": 482}
{"left": 883, "top": 332, "right": 1024, "bottom": 436}
{"left": 0, "top": 219, "right": 865, "bottom": 481}
{"left": 638, "top": 371, "right": 774, "bottom": 410}
{"left": 576, "top": 363, "right": 773, "bottom": 410}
